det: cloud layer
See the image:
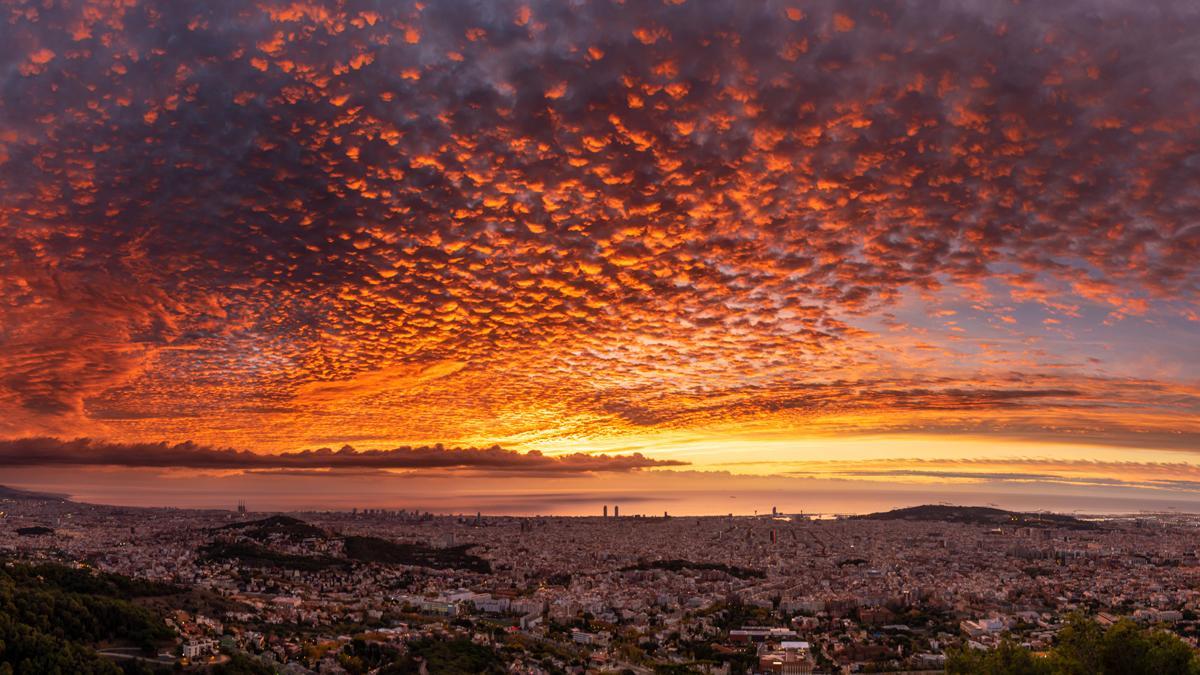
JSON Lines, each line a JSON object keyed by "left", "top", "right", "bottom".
{"left": 0, "top": 0, "right": 1197, "bottom": 461}
{"left": 0, "top": 438, "right": 684, "bottom": 472}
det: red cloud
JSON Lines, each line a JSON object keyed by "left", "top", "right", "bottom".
{"left": 0, "top": 0, "right": 1197, "bottom": 455}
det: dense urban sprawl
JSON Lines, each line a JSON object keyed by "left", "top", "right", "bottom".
{"left": 4, "top": 487, "right": 1200, "bottom": 674}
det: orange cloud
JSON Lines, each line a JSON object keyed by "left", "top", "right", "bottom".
{"left": 0, "top": 0, "right": 1196, "bottom": 474}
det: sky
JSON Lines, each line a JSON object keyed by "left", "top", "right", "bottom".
{"left": 1, "top": 0, "right": 1199, "bottom": 513}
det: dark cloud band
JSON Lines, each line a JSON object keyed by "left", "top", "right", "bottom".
{"left": 0, "top": 438, "right": 686, "bottom": 472}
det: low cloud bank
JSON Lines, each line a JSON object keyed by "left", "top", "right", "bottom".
{"left": 0, "top": 437, "right": 686, "bottom": 473}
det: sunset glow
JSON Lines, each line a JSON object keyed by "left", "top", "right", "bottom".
{"left": 2, "top": 0, "right": 1199, "bottom": 511}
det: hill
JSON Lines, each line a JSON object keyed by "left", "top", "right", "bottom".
{"left": 214, "top": 514, "right": 327, "bottom": 541}
{"left": 200, "top": 540, "right": 350, "bottom": 572}
{"left": 0, "top": 559, "right": 176, "bottom": 673}
{"left": 855, "top": 504, "right": 1095, "bottom": 529}
{"left": 343, "top": 536, "right": 491, "bottom": 573}
{"left": 206, "top": 517, "right": 492, "bottom": 573}
{"left": 0, "top": 484, "right": 68, "bottom": 501}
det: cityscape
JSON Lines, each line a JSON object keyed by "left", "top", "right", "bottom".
{"left": 5, "top": 486, "right": 1200, "bottom": 673}
{"left": 2, "top": 0, "right": 1200, "bottom": 672}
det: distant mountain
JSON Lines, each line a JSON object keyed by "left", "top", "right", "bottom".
{"left": 854, "top": 504, "right": 1096, "bottom": 529}
{"left": 0, "top": 484, "right": 67, "bottom": 501}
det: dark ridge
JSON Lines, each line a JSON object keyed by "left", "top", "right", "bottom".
{"left": 342, "top": 536, "right": 492, "bottom": 573}
{"left": 854, "top": 504, "right": 1096, "bottom": 529}
{"left": 200, "top": 541, "right": 350, "bottom": 572}
{"left": 214, "top": 515, "right": 327, "bottom": 541}
{"left": 0, "top": 485, "right": 68, "bottom": 501}
{"left": 1, "top": 560, "right": 181, "bottom": 597}
{"left": 15, "top": 526, "right": 55, "bottom": 536}
{"left": 620, "top": 559, "right": 765, "bottom": 579}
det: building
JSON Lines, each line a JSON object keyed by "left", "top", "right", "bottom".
{"left": 962, "top": 617, "right": 1008, "bottom": 637}
{"left": 183, "top": 639, "right": 217, "bottom": 660}
{"left": 571, "top": 630, "right": 609, "bottom": 646}
{"left": 730, "top": 627, "right": 798, "bottom": 643}
{"left": 757, "top": 641, "right": 814, "bottom": 674}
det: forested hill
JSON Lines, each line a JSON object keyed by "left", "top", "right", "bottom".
{"left": 0, "top": 560, "right": 177, "bottom": 673}
{"left": 855, "top": 504, "right": 1096, "bottom": 529}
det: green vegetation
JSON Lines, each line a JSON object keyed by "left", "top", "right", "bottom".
{"left": 3, "top": 562, "right": 180, "bottom": 598}
{"left": 200, "top": 541, "right": 349, "bottom": 572}
{"left": 203, "top": 528, "right": 491, "bottom": 573}
{"left": 542, "top": 572, "right": 571, "bottom": 587}
{"left": 697, "top": 599, "right": 779, "bottom": 635}
{"left": 947, "top": 614, "right": 1200, "bottom": 674}
{"left": 342, "top": 536, "right": 491, "bottom": 573}
{"left": 210, "top": 652, "right": 278, "bottom": 675}
{"left": 136, "top": 586, "right": 251, "bottom": 620}
{"left": 500, "top": 631, "right": 580, "bottom": 667}
{"left": 620, "top": 559, "right": 765, "bottom": 579}
{"left": 0, "top": 560, "right": 175, "bottom": 674}
{"left": 310, "top": 637, "right": 403, "bottom": 675}
{"left": 380, "top": 637, "right": 505, "bottom": 674}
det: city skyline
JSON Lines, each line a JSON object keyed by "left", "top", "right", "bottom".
{"left": 2, "top": 0, "right": 1199, "bottom": 513}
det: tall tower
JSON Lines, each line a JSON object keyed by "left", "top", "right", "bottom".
{"left": 614, "top": 505, "right": 619, "bottom": 518}
{"left": 603, "top": 505, "right": 608, "bottom": 518}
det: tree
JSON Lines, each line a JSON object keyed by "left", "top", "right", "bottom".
{"left": 946, "top": 638, "right": 1050, "bottom": 675}
{"left": 383, "top": 638, "right": 505, "bottom": 674}
{"left": 210, "top": 652, "right": 277, "bottom": 674}
{"left": 1050, "top": 613, "right": 1104, "bottom": 675}
{"left": 948, "top": 615, "right": 1200, "bottom": 675}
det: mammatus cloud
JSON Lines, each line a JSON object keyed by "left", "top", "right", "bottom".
{"left": 0, "top": 438, "right": 686, "bottom": 473}
{"left": 0, "top": 0, "right": 1197, "bottom": 458}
